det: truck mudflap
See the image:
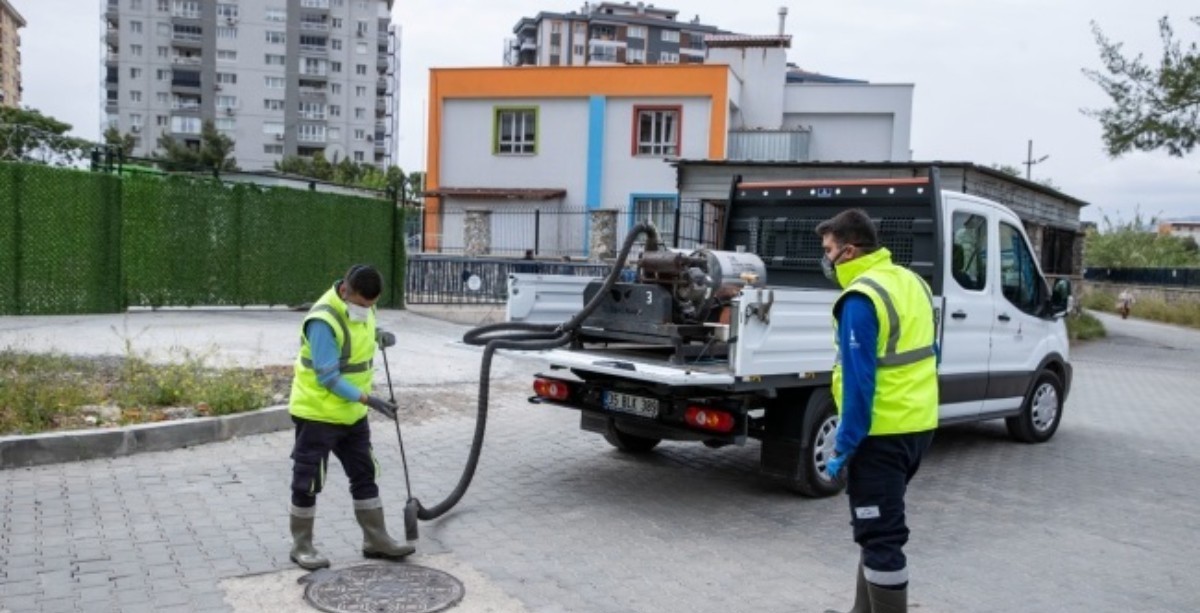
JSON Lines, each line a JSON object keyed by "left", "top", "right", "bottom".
{"left": 538, "top": 348, "right": 737, "bottom": 386}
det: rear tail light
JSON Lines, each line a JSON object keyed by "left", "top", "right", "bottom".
{"left": 685, "top": 405, "right": 734, "bottom": 433}
{"left": 533, "top": 377, "right": 571, "bottom": 401}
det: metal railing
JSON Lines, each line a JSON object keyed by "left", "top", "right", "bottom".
{"left": 1083, "top": 267, "right": 1200, "bottom": 289}
{"left": 406, "top": 255, "right": 611, "bottom": 305}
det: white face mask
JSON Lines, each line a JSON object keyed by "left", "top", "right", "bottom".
{"left": 346, "top": 302, "right": 371, "bottom": 323}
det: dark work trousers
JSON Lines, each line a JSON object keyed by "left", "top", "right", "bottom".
{"left": 845, "top": 430, "right": 935, "bottom": 588}
{"left": 290, "top": 416, "right": 379, "bottom": 508}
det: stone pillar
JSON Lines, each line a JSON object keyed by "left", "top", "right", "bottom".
{"left": 589, "top": 209, "right": 618, "bottom": 262}
{"left": 464, "top": 209, "right": 491, "bottom": 257}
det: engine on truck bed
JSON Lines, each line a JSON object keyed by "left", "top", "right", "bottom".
{"left": 577, "top": 247, "right": 767, "bottom": 361}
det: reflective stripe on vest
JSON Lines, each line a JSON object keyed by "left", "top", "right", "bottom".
{"left": 297, "top": 304, "right": 374, "bottom": 373}
{"left": 849, "top": 276, "right": 936, "bottom": 367}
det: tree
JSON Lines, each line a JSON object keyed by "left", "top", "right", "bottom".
{"left": 1083, "top": 16, "right": 1200, "bottom": 159}
{"left": 1084, "top": 208, "right": 1200, "bottom": 267}
{"left": 103, "top": 126, "right": 136, "bottom": 158}
{"left": 0, "top": 106, "right": 92, "bottom": 165}
{"left": 275, "top": 153, "right": 411, "bottom": 196}
{"left": 154, "top": 120, "right": 237, "bottom": 174}
{"left": 989, "top": 163, "right": 1061, "bottom": 190}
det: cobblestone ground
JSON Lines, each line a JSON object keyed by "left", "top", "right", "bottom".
{"left": 1, "top": 310, "right": 1198, "bottom": 613}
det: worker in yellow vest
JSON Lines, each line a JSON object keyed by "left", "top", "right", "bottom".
{"left": 287, "top": 264, "right": 414, "bottom": 570}
{"left": 817, "top": 210, "right": 938, "bottom": 613}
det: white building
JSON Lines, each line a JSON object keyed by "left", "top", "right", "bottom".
{"left": 423, "top": 34, "right": 913, "bottom": 255}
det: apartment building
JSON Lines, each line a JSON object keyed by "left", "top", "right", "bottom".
{"left": 0, "top": 0, "right": 25, "bottom": 108}
{"left": 506, "top": 1, "right": 727, "bottom": 67}
{"left": 102, "top": 0, "right": 399, "bottom": 171}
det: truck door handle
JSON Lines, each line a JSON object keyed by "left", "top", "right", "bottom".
{"left": 998, "top": 313, "right": 1011, "bottom": 322}
{"left": 951, "top": 311, "right": 967, "bottom": 320}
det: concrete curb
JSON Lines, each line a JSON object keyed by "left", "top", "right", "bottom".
{"left": 0, "top": 405, "right": 293, "bottom": 470}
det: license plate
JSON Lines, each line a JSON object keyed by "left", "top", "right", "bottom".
{"left": 602, "top": 391, "right": 659, "bottom": 418}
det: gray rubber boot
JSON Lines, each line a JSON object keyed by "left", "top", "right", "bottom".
{"left": 354, "top": 498, "right": 415, "bottom": 560}
{"left": 824, "top": 561, "right": 869, "bottom": 613}
{"left": 289, "top": 505, "right": 331, "bottom": 570}
{"left": 866, "top": 582, "right": 907, "bottom": 613}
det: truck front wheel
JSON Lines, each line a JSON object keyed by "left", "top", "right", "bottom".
{"left": 761, "top": 388, "right": 844, "bottom": 498}
{"left": 1006, "top": 371, "right": 1064, "bottom": 443}
{"left": 796, "top": 392, "right": 844, "bottom": 498}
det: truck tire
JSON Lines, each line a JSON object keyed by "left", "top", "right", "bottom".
{"left": 791, "top": 391, "right": 844, "bottom": 498}
{"left": 761, "top": 389, "right": 844, "bottom": 498}
{"left": 603, "top": 426, "right": 661, "bottom": 453}
{"left": 1005, "top": 371, "right": 1064, "bottom": 443}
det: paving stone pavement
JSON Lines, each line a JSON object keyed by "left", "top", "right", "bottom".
{"left": 1, "top": 309, "right": 1199, "bottom": 612}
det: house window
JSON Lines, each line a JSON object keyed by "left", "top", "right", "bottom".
{"left": 329, "top": 105, "right": 341, "bottom": 117}
{"left": 171, "top": 115, "right": 201, "bottom": 134}
{"left": 266, "top": 31, "right": 286, "bottom": 44}
{"left": 130, "top": 67, "right": 142, "bottom": 78}
{"left": 354, "top": 107, "right": 365, "bottom": 119}
{"left": 332, "top": 39, "right": 343, "bottom": 50}
{"left": 494, "top": 107, "right": 537, "bottom": 155}
{"left": 129, "top": 90, "right": 143, "bottom": 102}
{"left": 262, "top": 122, "right": 285, "bottom": 135}
{"left": 627, "top": 48, "right": 645, "bottom": 64}
{"left": 331, "top": 84, "right": 342, "bottom": 94}
{"left": 216, "top": 72, "right": 237, "bottom": 84}
{"left": 356, "top": 42, "right": 368, "bottom": 54}
{"left": 216, "top": 95, "right": 237, "bottom": 109}
{"left": 299, "top": 102, "right": 326, "bottom": 119}
{"left": 215, "top": 117, "right": 235, "bottom": 131}
{"left": 354, "top": 151, "right": 364, "bottom": 162}
{"left": 354, "top": 86, "right": 366, "bottom": 97}
{"left": 264, "top": 144, "right": 284, "bottom": 155}
{"left": 217, "top": 26, "right": 237, "bottom": 40}
{"left": 216, "top": 3, "right": 238, "bottom": 19}
{"left": 157, "top": 45, "right": 169, "bottom": 58}
{"left": 156, "top": 0, "right": 168, "bottom": 11}
{"left": 130, "top": 44, "right": 143, "bottom": 56}
{"left": 155, "top": 92, "right": 169, "bottom": 103}
{"left": 356, "top": 64, "right": 367, "bottom": 75}
{"left": 332, "top": 62, "right": 343, "bottom": 73}
{"left": 266, "top": 54, "right": 286, "bottom": 66}
{"left": 298, "top": 124, "right": 327, "bottom": 143}
{"left": 627, "top": 25, "right": 646, "bottom": 39}
{"left": 354, "top": 128, "right": 366, "bottom": 140}
{"left": 634, "top": 106, "right": 680, "bottom": 156}
{"left": 263, "top": 99, "right": 285, "bottom": 111}
{"left": 265, "top": 76, "right": 285, "bottom": 89}
{"left": 130, "top": 20, "right": 143, "bottom": 33}
{"left": 156, "top": 115, "right": 168, "bottom": 126}
{"left": 633, "top": 197, "right": 677, "bottom": 237}
{"left": 658, "top": 51, "right": 679, "bottom": 64}
{"left": 217, "top": 50, "right": 237, "bottom": 62}
{"left": 265, "top": 8, "right": 286, "bottom": 22}
{"left": 660, "top": 30, "right": 680, "bottom": 43}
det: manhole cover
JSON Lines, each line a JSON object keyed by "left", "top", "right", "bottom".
{"left": 302, "top": 564, "right": 465, "bottom": 613}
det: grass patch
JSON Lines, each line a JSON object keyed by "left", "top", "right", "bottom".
{"left": 0, "top": 350, "right": 290, "bottom": 436}
{"left": 1082, "top": 289, "right": 1200, "bottom": 328}
{"left": 1066, "top": 312, "right": 1107, "bottom": 341}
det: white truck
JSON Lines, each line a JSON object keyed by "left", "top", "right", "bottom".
{"left": 509, "top": 170, "right": 1073, "bottom": 497}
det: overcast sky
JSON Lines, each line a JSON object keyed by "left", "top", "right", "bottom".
{"left": 18, "top": 0, "right": 1200, "bottom": 223}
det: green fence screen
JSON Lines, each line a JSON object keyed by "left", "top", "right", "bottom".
{"left": 0, "top": 163, "right": 405, "bottom": 315}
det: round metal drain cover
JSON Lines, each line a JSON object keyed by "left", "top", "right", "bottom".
{"left": 303, "top": 564, "right": 465, "bottom": 613}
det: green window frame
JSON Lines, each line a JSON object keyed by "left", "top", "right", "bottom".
{"left": 493, "top": 106, "right": 539, "bottom": 155}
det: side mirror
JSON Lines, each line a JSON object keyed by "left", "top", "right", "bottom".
{"left": 1049, "top": 278, "right": 1072, "bottom": 317}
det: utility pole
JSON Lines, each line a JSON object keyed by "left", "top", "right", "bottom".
{"left": 1023, "top": 139, "right": 1049, "bottom": 181}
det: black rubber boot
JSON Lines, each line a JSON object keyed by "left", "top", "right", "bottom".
{"left": 289, "top": 505, "right": 331, "bottom": 570}
{"left": 824, "top": 561, "right": 869, "bottom": 613}
{"left": 866, "top": 582, "right": 907, "bottom": 613}
{"left": 354, "top": 498, "right": 415, "bottom": 560}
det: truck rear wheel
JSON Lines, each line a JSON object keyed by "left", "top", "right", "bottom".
{"left": 761, "top": 388, "right": 844, "bottom": 498}
{"left": 603, "top": 425, "right": 661, "bottom": 453}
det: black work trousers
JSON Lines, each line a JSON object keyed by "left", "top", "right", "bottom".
{"left": 290, "top": 415, "right": 379, "bottom": 508}
{"left": 844, "top": 431, "right": 934, "bottom": 587}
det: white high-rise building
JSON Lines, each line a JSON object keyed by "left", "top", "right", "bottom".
{"left": 102, "top": 0, "right": 399, "bottom": 171}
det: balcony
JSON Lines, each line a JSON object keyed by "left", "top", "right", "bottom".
{"left": 171, "top": 55, "right": 202, "bottom": 67}
{"left": 106, "top": 50, "right": 120, "bottom": 64}
{"left": 105, "top": 27, "right": 119, "bottom": 46}
{"left": 376, "top": 78, "right": 388, "bottom": 94}
{"left": 299, "top": 85, "right": 327, "bottom": 99}
{"left": 171, "top": 6, "right": 202, "bottom": 20}
{"left": 377, "top": 55, "right": 389, "bottom": 72}
{"left": 298, "top": 133, "right": 327, "bottom": 144}
{"left": 727, "top": 129, "right": 811, "bottom": 162}
{"left": 172, "top": 29, "right": 203, "bottom": 47}
{"left": 300, "top": 20, "right": 330, "bottom": 32}
{"left": 299, "top": 43, "right": 328, "bottom": 55}
{"left": 299, "top": 0, "right": 330, "bottom": 9}
{"left": 299, "top": 68, "right": 328, "bottom": 79}
{"left": 171, "top": 99, "right": 201, "bottom": 112}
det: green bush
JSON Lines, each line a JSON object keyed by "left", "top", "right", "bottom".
{"left": 1066, "top": 312, "right": 1107, "bottom": 341}
{"left": 0, "top": 349, "right": 287, "bottom": 435}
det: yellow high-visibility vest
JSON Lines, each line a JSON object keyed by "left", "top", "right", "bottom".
{"left": 288, "top": 284, "right": 376, "bottom": 425}
{"left": 831, "top": 248, "right": 939, "bottom": 435}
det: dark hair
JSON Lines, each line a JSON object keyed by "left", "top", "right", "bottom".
{"left": 345, "top": 264, "right": 383, "bottom": 300}
{"left": 815, "top": 209, "right": 880, "bottom": 251}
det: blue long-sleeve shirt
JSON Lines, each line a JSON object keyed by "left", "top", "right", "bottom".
{"left": 835, "top": 294, "right": 878, "bottom": 457}
{"left": 305, "top": 320, "right": 364, "bottom": 403}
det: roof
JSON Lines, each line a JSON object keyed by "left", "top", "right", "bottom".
{"left": 0, "top": 0, "right": 26, "bottom": 27}
{"left": 672, "top": 160, "right": 1090, "bottom": 208}
{"left": 786, "top": 69, "right": 866, "bottom": 84}
{"left": 704, "top": 34, "right": 791, "bottom": 48}
{"left": 423, "top": 187, "right": 567, "bottom": 201}
{"left": 513, "top": 10, "right": 727, "bottom": 34}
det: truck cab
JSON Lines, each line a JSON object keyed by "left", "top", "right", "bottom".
{"left": 513, "top": 170, "right": 1073, "bottom": 497}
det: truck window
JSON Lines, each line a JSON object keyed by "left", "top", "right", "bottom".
{"left": 951, "top": 212, "right": 987, "bottom": 291}
{"left": 999, "top": 222, "right": 1041, "bottom": 314}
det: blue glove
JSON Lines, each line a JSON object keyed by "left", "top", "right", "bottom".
{"left": 826, "top": 453, "right": 848, "bottom": 479}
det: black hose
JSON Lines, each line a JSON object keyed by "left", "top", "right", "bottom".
{"left": 409, "top": 223, "right": 661, "bottom": 521}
